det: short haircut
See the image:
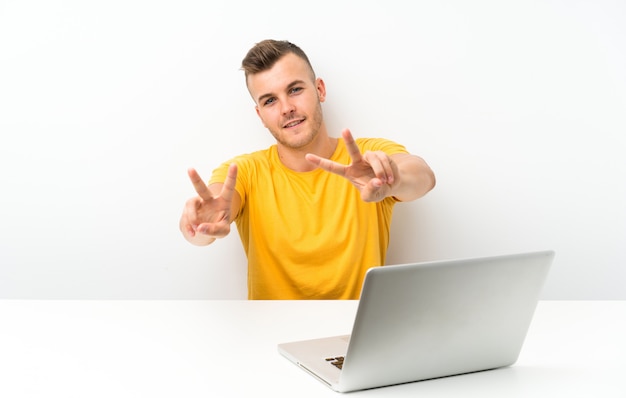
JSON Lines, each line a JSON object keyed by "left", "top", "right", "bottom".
{"left": 241, "top": 39, "right": 316, "bottom": 84}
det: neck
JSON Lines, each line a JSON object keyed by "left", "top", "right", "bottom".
{"left": 277, "top": 136, "right": 337, "bottom": 172}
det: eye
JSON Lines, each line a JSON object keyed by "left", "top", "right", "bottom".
{"left": 263, "top": 97, "right": 276, "bottom": 106}
{"left": 289, "top": 87, "right": 303, "bottom": 95}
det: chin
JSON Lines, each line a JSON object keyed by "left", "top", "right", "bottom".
{"left": 277, "top": 130, "right": 314, "bottom": 148}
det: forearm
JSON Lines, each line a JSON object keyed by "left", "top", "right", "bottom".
{"left": 389, "top": 154, "right": 436, "bottom": 202}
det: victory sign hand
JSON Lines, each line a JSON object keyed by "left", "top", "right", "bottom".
{"left": 305, "top": 129, "right": 399, "bottom": 202}
{"left": 181, "top": 164, "right": 238, "bottom": 242}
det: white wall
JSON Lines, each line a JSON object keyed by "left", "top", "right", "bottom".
{"left": 1, "top": 0, "right": 624, "bottom": 299}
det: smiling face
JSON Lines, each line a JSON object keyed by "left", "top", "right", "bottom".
{"left": 247, "top": 53, "right": 327, "bottom": 151}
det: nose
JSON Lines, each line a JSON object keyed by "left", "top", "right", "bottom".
{"left": 280, "top": 98, "right": 296, "bottom": 116}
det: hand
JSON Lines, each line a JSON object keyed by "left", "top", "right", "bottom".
{"left": 305, "top": 129, "right": 399, "bottom": 202}
{"left": 180, "top": 164, "right": 238, "bottom": 243}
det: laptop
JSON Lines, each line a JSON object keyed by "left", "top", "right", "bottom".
{"left": 278, "top": 250, "right": 554, "bottom": 392}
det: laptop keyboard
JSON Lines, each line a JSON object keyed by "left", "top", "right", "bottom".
{"left": 325, "top": 356, "right": 345, "bottom": 370}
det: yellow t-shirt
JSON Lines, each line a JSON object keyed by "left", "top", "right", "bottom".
{"left": 209, "top": 137, "right": 408, "bottom": 300}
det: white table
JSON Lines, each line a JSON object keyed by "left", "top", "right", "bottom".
{"left": 0, "top": 300, "right": 624, "bottom": 397}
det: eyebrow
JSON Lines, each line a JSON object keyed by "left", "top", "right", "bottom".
{"left": 256, "top": 79, "right": 306, "bottom": 104}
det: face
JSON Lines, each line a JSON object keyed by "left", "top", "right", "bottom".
{"left": 247, "top": 53, "right": 326, "bottom": 150}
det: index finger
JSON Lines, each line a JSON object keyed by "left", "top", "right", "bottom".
{"left": 187, "top": 168, "right": 213, "bottom": 200}
{"left": 341, "top": 129, "right": 363, "bottom": 163}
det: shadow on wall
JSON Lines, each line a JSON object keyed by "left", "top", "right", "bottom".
{"left": 386, "top": 201, "right": 439, "bottom": 266}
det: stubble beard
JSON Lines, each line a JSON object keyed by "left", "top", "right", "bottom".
{"left": 271, "top": 102, "right": 324, "bottom": 150}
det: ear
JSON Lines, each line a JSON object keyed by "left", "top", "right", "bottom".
{"left": 316, "top": 78, "right": 327, "bottom": 102}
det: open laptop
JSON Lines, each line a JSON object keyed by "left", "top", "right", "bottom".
{"left": 278, "top": 250, "right": 554, "bottom": 392}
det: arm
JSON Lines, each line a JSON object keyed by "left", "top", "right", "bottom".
{"left": 386, "top": 152, "right": 436, "bottom": 202}
{"left": 179, "top": 164, "right": 241, "bottom": 246}
{"left": 305, "top": 129, "right": 435, "bottom": 203}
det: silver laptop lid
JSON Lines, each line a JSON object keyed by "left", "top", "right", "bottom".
{"left": 337, "top": 250, "right": 554, "bottom": 391}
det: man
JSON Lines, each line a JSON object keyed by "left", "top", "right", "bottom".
{"left": 180, "top": 40, "right": 435, "bottom": 300}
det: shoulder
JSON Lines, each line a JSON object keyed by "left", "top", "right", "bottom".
{"left": 225, "top": 146, "right": 277, "bottom": 169}
{"left": 209, "top": 146, "right": 276, "bottom": 185}
{"left": 354, "top": 137, "right": 409, "bottom": 155}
